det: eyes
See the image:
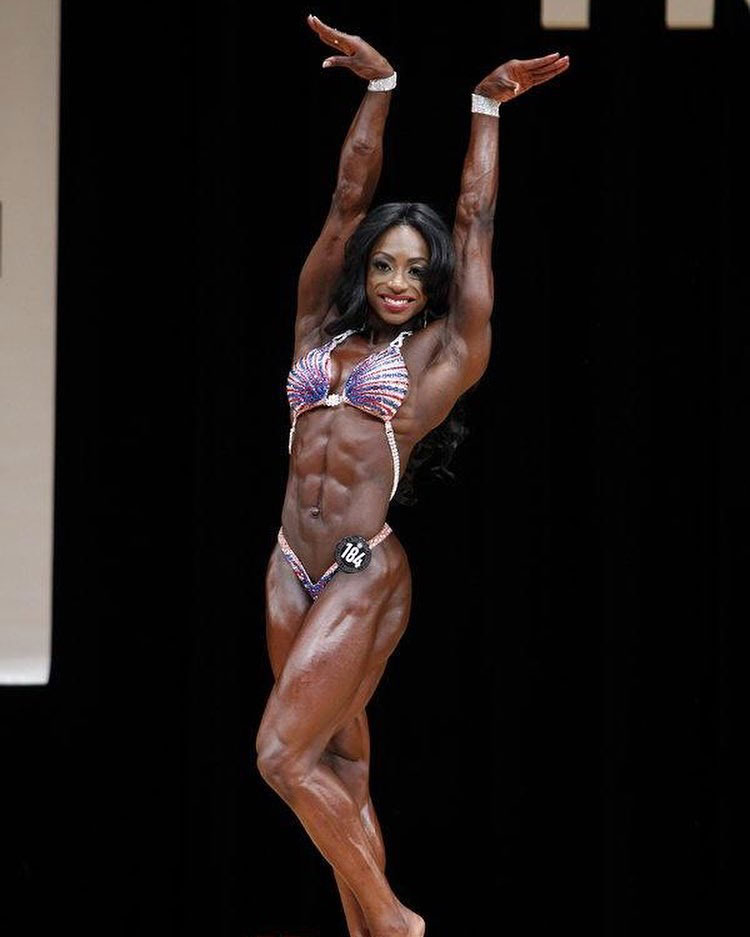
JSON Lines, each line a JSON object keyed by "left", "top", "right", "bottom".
{"left": 372, "top": 259, "right": 426, "bottom": 280}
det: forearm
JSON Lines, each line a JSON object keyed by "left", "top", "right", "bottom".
{"left": 456, "top": 100, "right": 500, "bottom": 223}
{"left": 333, "top": 88, "right": 392, "bottom": 208}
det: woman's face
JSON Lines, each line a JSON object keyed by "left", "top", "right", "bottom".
{"left": 365, "top": 225, "right": 430, "bottom": 326}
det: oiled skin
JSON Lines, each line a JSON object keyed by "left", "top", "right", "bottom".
{"left": 256, "top": 14, "right": 570, "bottom": 937}
{"left": 279, "top": 316, "right": 455, "bottom": 582}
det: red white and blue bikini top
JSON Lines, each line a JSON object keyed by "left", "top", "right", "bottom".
{"left": 286, "top": 327, "right": 413, "bottom": 501}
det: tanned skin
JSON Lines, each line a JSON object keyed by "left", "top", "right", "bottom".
{"left": 256, "top": 14, "right": 569, "bottom": 937}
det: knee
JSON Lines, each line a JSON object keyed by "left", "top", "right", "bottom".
{"left": 255, "top": 726, "right": 282, "bottom": 786}
{"left": 255, "top": 730, "right": 305, "bottom": 796}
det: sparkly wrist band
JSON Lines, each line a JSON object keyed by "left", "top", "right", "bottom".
{"left": 471, "top": 92, "right": 500, "bottom": 117}
{"left": 368, "top": 70, "right": 397, "bottom": 92}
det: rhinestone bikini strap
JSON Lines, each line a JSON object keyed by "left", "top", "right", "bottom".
{"left": 329, "top": 328, "right": 360, "bottom": 347}
{"left": 389, "top": 329, "right": 413, "bottom": 350}
{"left": 384, "top": 421, "right": 401, "bottom": 501}
{"left": 383, "top": 329, "right": 413, "bottom": 499}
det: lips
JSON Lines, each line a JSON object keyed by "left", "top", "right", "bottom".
{"left": 378, "top": 294, "right": 415, "bottom": 311}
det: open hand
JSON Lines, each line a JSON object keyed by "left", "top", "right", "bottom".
{"left": 475, "top": 52, "right": 570, "bottom": 104}
{"left": 307, "top": 13, "right": 393, "bottom": 81}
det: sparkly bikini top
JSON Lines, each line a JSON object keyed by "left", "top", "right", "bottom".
{"left": 286, "top": 327, "right": 413, "bottom": 501}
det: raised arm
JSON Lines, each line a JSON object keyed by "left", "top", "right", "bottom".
{"left": 295, "top": 15, "right": 395, "bottom": 348}
{"left": 444, "top": 52, "right": 570, "bottom": 391}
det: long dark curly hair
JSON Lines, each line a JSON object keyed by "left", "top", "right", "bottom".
{"left": 323, "top": 201, "right": 471, "bottom": 506}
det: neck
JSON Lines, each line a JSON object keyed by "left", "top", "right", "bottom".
{"left": 361, "top": 311, "right": 414, "bottom": 347}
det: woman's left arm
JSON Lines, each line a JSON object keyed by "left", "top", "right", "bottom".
{"left": 445, "top": 53, "right": 570, "bottom": 392}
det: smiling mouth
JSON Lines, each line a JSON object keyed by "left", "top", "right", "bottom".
{"left": 378, "top": 295, "right": 415, "bottom": 310}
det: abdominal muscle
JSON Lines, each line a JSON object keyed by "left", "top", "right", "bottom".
{"left": 280, "top": 406, "right": 410, "bottom": 582}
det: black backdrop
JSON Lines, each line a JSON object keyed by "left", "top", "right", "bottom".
{"left": 1, "top": 2, "right": 744, "bottom": 935}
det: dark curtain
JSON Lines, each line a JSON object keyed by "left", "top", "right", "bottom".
{"left": 1, "top": 2, "right": 743, "bottom": 935}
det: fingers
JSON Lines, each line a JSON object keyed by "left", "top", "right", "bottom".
{"left": 522, "top": 51, "right": 564, "bottom": 67}
{"left": 322, "top": 55, "right": 353, "bottom": 70}
{"left": 307, "top": 13, "right": 355, "bottom": 54}
{"left": 537, "top": 58, "right": 570, "bottom": 83}
{"left": 526, "top": 53, "right": 570, "bottom": 73}
{"left": 519, "top": 54, "right": 569, "bottom": 86}
{"left": 531, "top": 59, "right": 569, "bottom": 79}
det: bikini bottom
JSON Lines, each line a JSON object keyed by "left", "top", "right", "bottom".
{"left": 277, "top": 522, "right": 392, "bottom": 602}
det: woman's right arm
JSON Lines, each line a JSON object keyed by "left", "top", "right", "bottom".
{"left": 295, "top": 15, "right": 395, "bottom": 347}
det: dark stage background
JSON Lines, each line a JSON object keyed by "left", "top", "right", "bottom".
{"left": 1, "top": 2, "right": 744, "bottom": 935}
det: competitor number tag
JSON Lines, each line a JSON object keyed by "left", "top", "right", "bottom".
{"left": 334, "top": 534, "right": 372, "bottom": 573}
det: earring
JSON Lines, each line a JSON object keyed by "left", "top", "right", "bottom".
{"left": 422, "top": 311, "right": 428, "bottom": 329}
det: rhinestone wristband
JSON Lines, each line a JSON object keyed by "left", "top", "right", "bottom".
{"left": 471, "top": 92, "right": 500, "bottom": 117}
{"left": 368, "top": 70, "right": 397, "bottom": 92}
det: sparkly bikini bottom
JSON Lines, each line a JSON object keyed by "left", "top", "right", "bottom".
{"left": 277, "top": 523, "right": 392, "bottom": 601}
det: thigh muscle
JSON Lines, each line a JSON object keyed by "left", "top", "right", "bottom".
{"left": 258, "top": 537, "right": 412, "bottom": 770}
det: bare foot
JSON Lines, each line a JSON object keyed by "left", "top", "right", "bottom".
{"left": 388, "top": 901, "right": 425, "bottom": 937}
{"left": 404, "top": 907, "right": 426, "bottom": 937}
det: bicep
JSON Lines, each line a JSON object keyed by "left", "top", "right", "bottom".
{"left": 294, "top": 185, "right": 366, "bottom": 344}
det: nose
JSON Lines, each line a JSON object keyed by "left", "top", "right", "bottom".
{"left": 387, "top": 269, "right": 408, "bottom": 291}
